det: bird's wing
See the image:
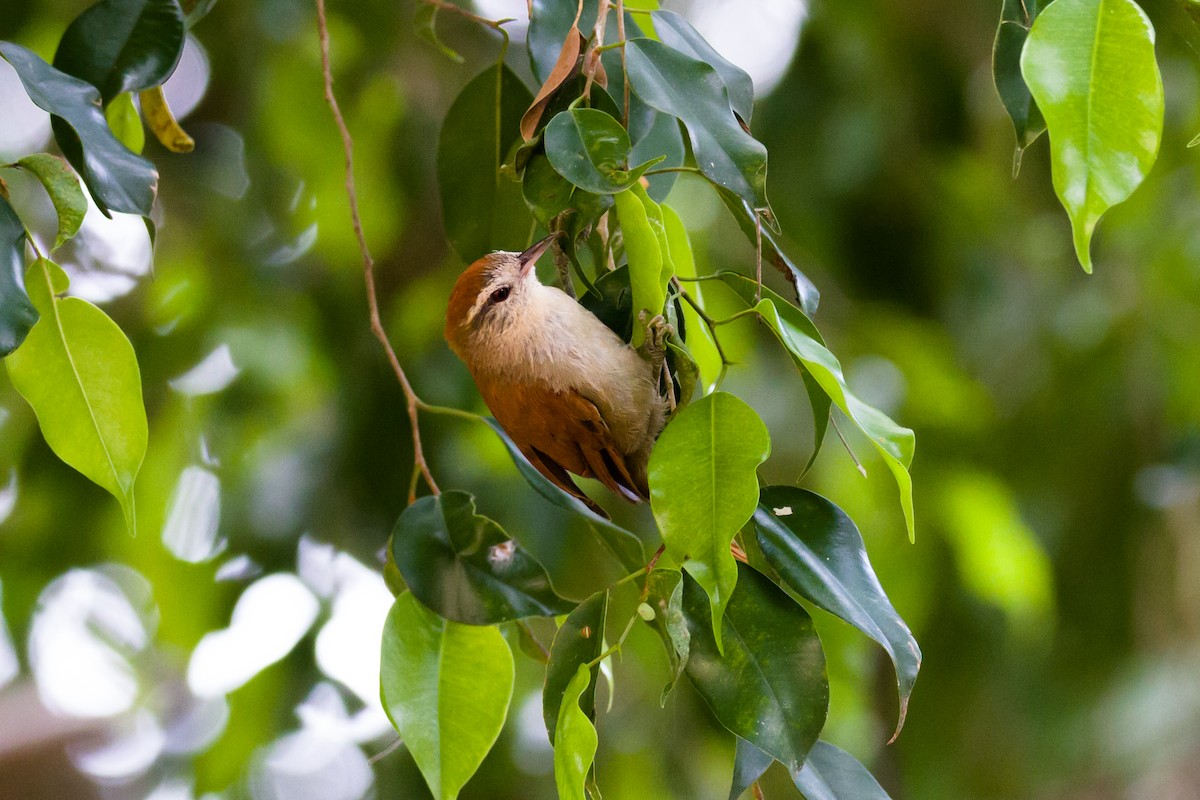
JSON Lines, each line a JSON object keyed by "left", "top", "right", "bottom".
{"left": 477, "top": 377, "right": 648, "bottom": 508}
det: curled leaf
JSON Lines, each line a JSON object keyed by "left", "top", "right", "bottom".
{"left": 521, "top": 24, "right": 583, "bottom": 141}
{"left": 140, "top": 85, "right": 194, "bottom": 152}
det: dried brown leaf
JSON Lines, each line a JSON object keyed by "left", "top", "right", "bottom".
{"left": 520, "top": 26, "right": 583, "bottom": 141}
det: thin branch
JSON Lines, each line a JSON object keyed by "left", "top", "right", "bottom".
{"left": 419, "top": 0, "right": 514, "bottom": 31}
{"left": 317, "top": 0, "right": 439, "bottom": 502}
{"left": 368, "top": 736, "right": 405, "bottom": 765}
{"left": 830, "top": 414, "right": 868, "bottom": 478}
{"left": 615, "top": 0, "right": 629, "bottom": 127}
{"left": 582, "top": 0, "right": 612, "bottom": 100}
{"left": 754, "top": 212, "right": 763, "bottom": 304}
{"left": 643, "top": 166, "right": 702, "bottom": 177}
{"left": 672, "top": 278, "right": 735, "bottom": 369}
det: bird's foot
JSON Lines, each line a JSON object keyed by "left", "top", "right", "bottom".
{"left": 638, "top": 311, "right": 673, "bottom": 377}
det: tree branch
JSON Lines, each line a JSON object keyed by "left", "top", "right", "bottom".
{"left": 316, "top": 0, "right": 439, "bottom": 502}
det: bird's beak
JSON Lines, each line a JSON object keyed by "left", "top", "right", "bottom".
{"left": 518, "top": 234, "right": 558, "bottom": 277}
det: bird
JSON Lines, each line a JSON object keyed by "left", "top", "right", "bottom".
{"left": 444, "top": 235, "right": 668, "bottom": 517}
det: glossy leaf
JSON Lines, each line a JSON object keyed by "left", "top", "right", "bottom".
{"left": 10, "top": 155, "right": 85, "bottom": 252}
{"left": 993, "top": 0, "right": 1046, "bottom": 153}
{"left": 793, "top": 741, "right": 891, "bottom": 800}
{"left": 613, "top": 186, "right": 669, "bottom": 347}
{"left": 390, "top": 491, "right": 575, "bottom": 625}
{"left": 1021, "top": 0, "right": 1164, "bottom": 272}
{"left": 662, "top": 204, "right": 720, "bottom": 393}
{"left": 437, "top": 64, "right": 534, "bottom": 263}
{"left": 483, "top": 419, "right": 645, "bottom": 572}
{"left": 545, "top": 108, "right": 662, "bottom": 194}
{"left": 380, "top": 593, "right": 514, "bottom": 800}
{"left": 5, "top": 259, "right": 147, "bottom": 533}
{"left": 754, "top": 486, "right": 920, "bottom": 739}
{"left": 580, "top": 264, "right": 634, "bottom": 341}
{"left": 0, "top": 197, "right": 37, "bottom": 356}
{"left": 523, "top": 150, "right": 576, "bottom": 227}
{"left": 653, "top": 10, "right": 754, "bottom": 124}
{"left": 682, "top": 565, "right": 828, "bottom": 774}
{"left": 648, "top": 392, "right": 770, "bottom": 644}
{"left": 544, "top": 589, "right": 607, "bottom": 741}
{"left": 715, "top": 186, "right": 819, "bottom": 315}
{"left": 631, "top": 106, "right": 684, "bottom": 202}
{"left": 625, "top": 38, "right": 769, "bottom": 215}
{"left": 521, "top": 22, "right": 582, "bottom": 141}
{"left": 0, "top": 42, "right": 157, "bottom": 217}
{"left": 729, "top": 737, "right": 773, "bottom": 800}
{"left": 554, "top": 664, "right": 598, "bottom": 800}
{"left": 718, "top": 274, "right": 916, "bottom": 541}
{"left": 53, "top": 0, "right": 185, "bottom": 104}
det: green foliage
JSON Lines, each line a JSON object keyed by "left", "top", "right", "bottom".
{"left": 544, "top": 590, "right": 607, "bottom": 741}
{"left": 545, "top": 107, "right": 663, "bottom": 193}
{"left": 553, "top": 664, "right": 599, "bottom": 800}
{"left": 0, "top": 197, "right": 38, "bottom": 356}
{"left": 1021, "top": 0, "right": 1164, "bottom": 272}
{"left": 380, "top": 592, "right": 515, "bottom": 800}
{"left": 994, "top": 0, "right": 1047, "bottom": 154}
{"left": 10, "top": 154, "right": 87, "bottom": 249}
{"left": 5, "top": 260, "right": 147, "bottom": 533}
{"left": 105, "top": 92, "right": 146, "bottom": 153}
{"left": 649, "top": 391, "right": 770, "bottom": 643}
{"left": 793, "top": 741, "right": 892, "bottom": 800}
{"left": 388, "top": 491, "right": 574, "bottom": 624}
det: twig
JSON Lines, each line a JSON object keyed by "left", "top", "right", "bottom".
{"left": 672, "top": 278, "right": 734, "bottom": 370}
{"left": 317, "top": 0, "right": 439, "bottom": 502}
{"left": 830, "top": 414, "right": 868, "bottom": 478}
{"left": 582, "top": 0, "right": 612, "bottom": 100}
{"left": 368, "top": 736, "right": 405, "bottom": 764}
{"left": 615, "top": 0, "right": 629, "bottom": 127}
{"left": 754, "top": 212, "right": 763, "bottom": 304}
{"left": 419, "top": 0, "right": 513, "bottom": 30}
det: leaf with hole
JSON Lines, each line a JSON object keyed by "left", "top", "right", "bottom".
{"left": 0, "top": 197, "right": 37, "bottom": 356}
{"left": 380, "top": 593, "right": 514, "bottom": 800}
{"left": 1020, "top": 0, "right": 1163, "bottom": 272}
{"left": 544, "top": 589, "right": 607, "bottom": 741}
{"left": 437, "top": 64, "right": 534, "bottom": 263}
{"left": 754, "top": 486, "right": 920, "bottom": 739}
{"left": 389, "top": 491, "right": 575, "bottom": 625}
{"left": 648, "top": 392, "right": 770, "bottom": 645}
{"left": 682, "top": 565, "right": 828, "bottom": 774}
{"left": 0, "top": 42, "right": 157, "bottom": 217}
{"left": 53, "top": 0, "right": 186, "bottom": 104}
{"left": 5, "top": 259, "right": 147, "bottom": 533}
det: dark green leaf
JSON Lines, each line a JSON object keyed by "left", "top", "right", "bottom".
{"left": 554, "top": 664, "right": 599, "bottom": 800}
{"left": 13, "top": 154, "right": 87, "bottom": 249}
{"left": 625, "top": 38, "right": 769, "bottom": 215}
{"left": 993, "top": 0, "right": 1046, "bottom": 152}
{"left": 754, "top": 486, "right": 920, "bottom": 739}
{"left": 631, "top": 106, "right": 684, "bottom": 202}
{"left": 0, "top": 42, "right": 157, "bottom": 217}
{"left": 682, "top": 565, "right": 828, "bottom": 774}
{"left": 437, "top": 64, "right": 534, "bottom": 263}
{"left": 544, "top": 108, "right": 662, "bottom": 194}
{"left": 717, "top": 273, "right": 915, "bottom": 541}
{"left": 483, "top": 418, "right": 645, "bottom": 572}
{"left": 5, "top": 259, "right": 147, "bottom": 533}
{"left": 54, "top": 0, "right": 185, "bottom": 105}
{"left": 649, "top": 392, "right": 770, "bottom": 644}
{"left": 184, "top": 0, "right": 219, "bottom": 27}
{"left": 1020, "top": 0, "right": 1163, "bottom": 273}
{"left": 380, "top": 593, "right": 513, "bottom": 800}
{"left": 390, "top": 491, "right": 575, "bottom": 625}
{"left": 0, "top": 196, "right": 37, "bottom": 356}
{"left": 523, "top": 152, "right": 578, "bottom": 227}
{"left": 653, "top": 10, "right": 754, "bottom": 124}
{"left": 794, "top": 741, "right": 891, "bottom": 800}
{"left": 544, "top": 589, "right": 607, "bottom": 741}
{"left": 729, "top": 737, "right": 773, "bottom": 800}
{"left": 715, "top": 186, "right": 819, "bottom": 315}
{"left": 580, "top": 264, "right": 634, "bottom": 341}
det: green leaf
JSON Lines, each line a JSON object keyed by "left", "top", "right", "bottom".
{"left": 793, "top": 741, "right": 891, "bottom": 800}
{"left": 105, "top": 92, "right": 145, "bottom": 154}
{"left": 625, "top": 38, "right": 770, "bottom": 216}
{"left": 0, "top": 196, "right": 37, "bottom": 356}
{"left": 648, "top": 391, "right": 770, "bottom": 645}
{"left": 0, "top": 42, "right": 157, "bottom": 217}
{"left": 631, "top": 105, "right": 684, "bottom": 202}
{"left": 754, "top": 486, "right": 921, "bottom": 740}
{"left": 437, "top": 64, "right": 534, "bottom": 263}
{"left": 718, "top": 274, "right": 916, "bottom": 541}
{"left": 553, "top": 664, "right": 599, "bottom": 800}
{"left": 580, "top": 265, "right": 634, "bottom": 341}
{"left": 389, "top": 491, "right": 575, "bottom": 625}
{"left": 544, "top": 108, "right": 663, "bottom": 194}
{"left": 53, "top": 0, "right": 186, "bottom": 105}
{"left": 544, "top": 589, "right": 607, "bottom": 741}
{"left": 729, "top": 737, "right": 773, "bottom": 800}
{"left": 715, "top": 186, "right": 819, "bottom": 315}
{"left": 5, "top": 259, "right": 147, "bottom": 533}
{"left": 12, "top": 154, "right": 88, "bottom": 249}
{"left": 662, "top": 204, "right": 720, "bottom": 393}
{"left": 612, "top": 186, "right": 664, "bottom": 347}
{"left": 641, "top": 568, "right": 689, "bottom": 703}
{"left": 380, "top": 593, "right": 514, "bottom": 800}
{"left": 682, "top": 564, "right": 828, "bottom": 774}
{"left": 483, "top": 419, "right": 645, "bottom": 572}
{"left": 652, "top": 11, "right": 754, "bottom": 124}
{"left": 993, "top": 0, "right": 1047, "bottom": 154}
{"left": 1020, "top": 0, "right": 1164, "bottom": 272}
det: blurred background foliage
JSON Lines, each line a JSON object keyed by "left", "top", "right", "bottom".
{"left": 1, "top": 0, "right": 1199, "bottom": 798}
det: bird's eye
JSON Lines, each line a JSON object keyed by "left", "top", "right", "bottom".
{"left": 489, "top": 286, "right": 511, "bottom": 305}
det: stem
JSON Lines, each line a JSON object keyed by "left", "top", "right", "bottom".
{"left": 754, "top": 213, "right": 763, "bottom": 304}
{"left": 673, "top": 278, "right": 735, "bottom": 371}
{"left": 615, "top": 0, "right": 629, "bottom": 127}
{"left": 585, "top": 610, "right": 640, "bottom": 669}
{"left": 418, "top": 0, "right": 514, "bottom": 31}
{"left": 582, "top": 0, "right": 612, "bottom": 100}
{"left": 710, "top": 308, "right": 760, "bottom": 327}
{"left": 831, "top": 414, "right": 868, "bottom": 478}
{"left": 317, "top": 0, "right": 439, "bottom": 503}
{"left": 643, "top": 166, "right": 702, "bottom": 177}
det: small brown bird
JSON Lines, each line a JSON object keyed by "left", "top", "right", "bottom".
{"left": 445, "top": 236, "right": 667, "bottom": 515}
